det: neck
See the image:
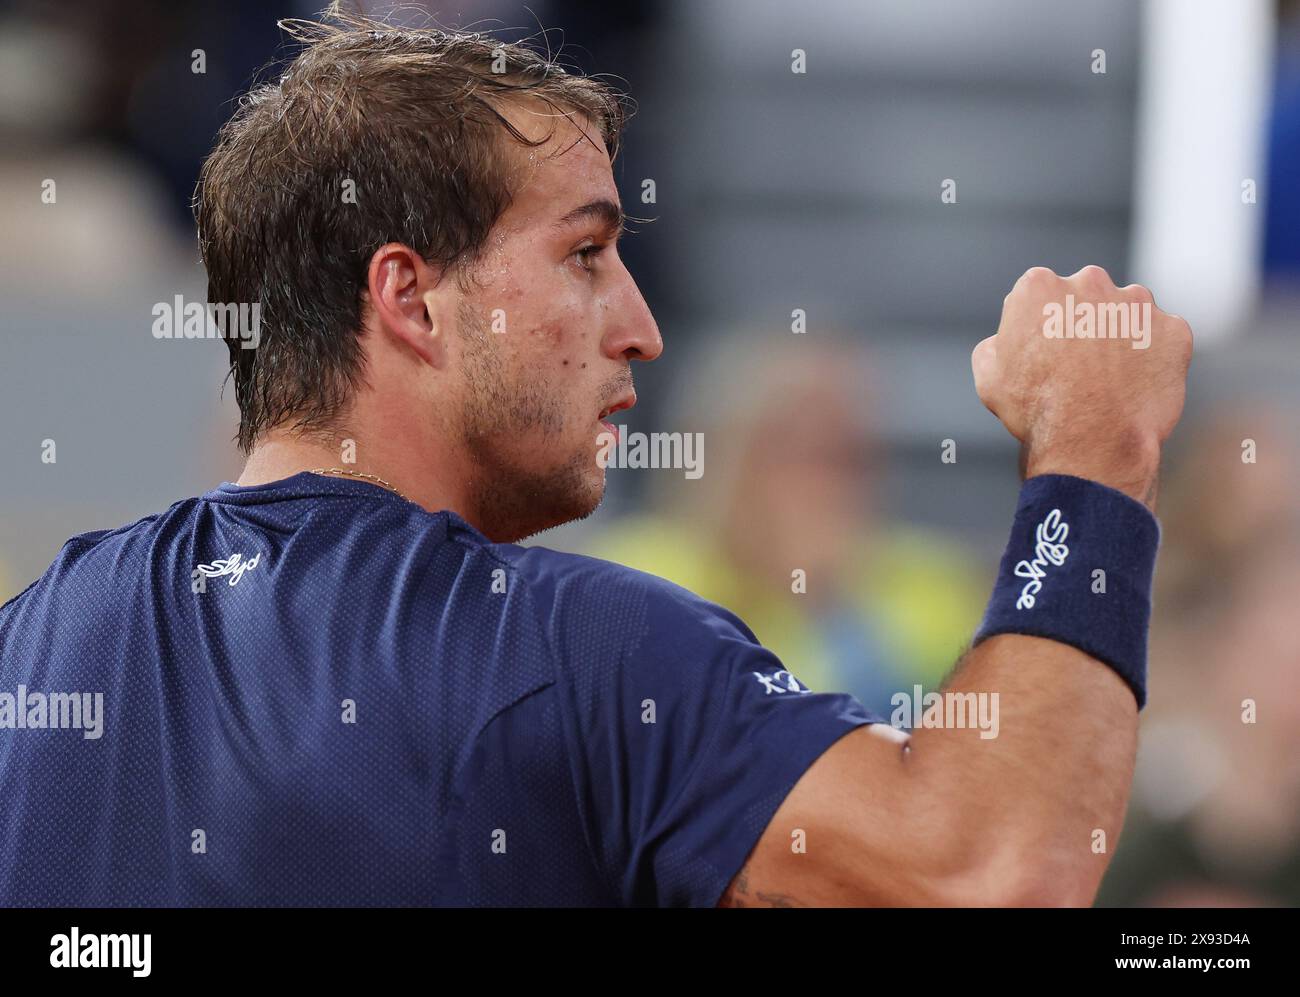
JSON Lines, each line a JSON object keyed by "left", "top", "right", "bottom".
{"left": 238, "top": 428, "right": 478, "bottom": 528}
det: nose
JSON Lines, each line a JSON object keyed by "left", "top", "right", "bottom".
{"left": 601, "top": 263, "right": 663, "bottom": 363}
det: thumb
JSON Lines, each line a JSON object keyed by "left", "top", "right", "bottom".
{"left": 971, "top": 335, "right": 999, "bottom": 412}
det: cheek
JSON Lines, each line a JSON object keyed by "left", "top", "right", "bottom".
{"left": 521, "top": 281, "right": 602, "bottom": 353}
{"left": 522, "top": 316, "right": 577, "bottom": 370}
{"left": 527, "top": 317, "right": 566, "bottom": 348}
{"left": 521, "top": 317, "right": 594, "bottom": 391}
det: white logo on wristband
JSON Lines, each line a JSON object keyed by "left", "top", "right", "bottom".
{"left": 1014, "top": 508, "right": 1070, "bottom": 609}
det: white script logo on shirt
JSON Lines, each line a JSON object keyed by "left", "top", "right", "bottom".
{"left": 194, "top": 552, "right": 261, "bottom": 586}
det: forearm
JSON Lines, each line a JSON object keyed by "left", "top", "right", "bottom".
{"left": 901, "top": 633, "right": 1138, "bottom": 905}
{"left": 893, "top": 456, "right": 1157, "bottom": 904}
{"left": 894, "top": 400, "right": 1159, "bottom": 899}
{"left": 875, "top": 454, "right": 1157, "bottom": 904}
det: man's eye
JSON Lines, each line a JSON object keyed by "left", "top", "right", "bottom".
{"left": 573, "top": 245, "right": 604, "bottom": 271}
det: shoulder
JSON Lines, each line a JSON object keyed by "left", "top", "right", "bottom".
{"left": 1, "top": 509, "right": 171, "bottom": 617}
{"left": 487, "top": 543, "right": 762, "bottom": 660}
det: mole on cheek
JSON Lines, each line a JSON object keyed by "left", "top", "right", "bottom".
{"left": 581, "top": 362, "right": 587, "bottom": 369}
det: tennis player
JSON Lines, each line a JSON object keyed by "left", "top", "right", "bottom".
{"left": 0, "top": 18, "right": 1191, "bottom": 906}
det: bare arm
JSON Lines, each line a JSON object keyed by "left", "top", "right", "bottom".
{"left": 720, "top": 635, "right": 1136, "bottom": 906}
{"left": 721, "top": 265, "right": 1192, "bottom": 907}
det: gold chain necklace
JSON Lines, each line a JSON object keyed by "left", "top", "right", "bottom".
{"left": 308, "top": 467, "right": 407, "bottom": 501}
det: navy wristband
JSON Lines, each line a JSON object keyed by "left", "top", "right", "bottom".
{"left": 972, "top": 474, "right": 1160, "bottom": 709}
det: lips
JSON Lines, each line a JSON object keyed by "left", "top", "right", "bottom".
{"left": 597, "top": 391, "right": 635, "bottom": 443}
{"left": 597, "top": 391, "right": 636, "bottom": 422}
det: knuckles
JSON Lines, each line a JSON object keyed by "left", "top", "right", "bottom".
{"left": 1121, "top": 282, "right": 1154, "bottom": 305}
{"left": 1006, "top": 266, "right": 1058, "bottom": 306}
{"left": 1003, "top": 265, "right": 1192, "bottom": 360}
{"left": 1019, "top": 266, "right": 1057, "bottom": 289}
{"left": 1012, "top": 265, "right": 1164, "bottom": 310}
{"left": 1073, "top": 264, "right": 1113, "bottom": 289}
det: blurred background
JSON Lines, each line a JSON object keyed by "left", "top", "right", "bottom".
{"left": 0, "top": 0, "right": 1296, "bottom": 906}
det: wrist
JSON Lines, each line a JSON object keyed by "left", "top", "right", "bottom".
{"left": 1023, "top": 431, "right": 1161, "bottom": 510}
{"left": 974, "top": 473, "right": 1161, "bottom": 710}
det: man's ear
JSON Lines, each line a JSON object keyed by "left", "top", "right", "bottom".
{"left": 366, "top": 242, "right": 451, "bottom": 369}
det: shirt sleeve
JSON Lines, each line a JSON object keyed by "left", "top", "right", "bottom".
{"left": 543, "top": 555, "right": 885, "bottom": 907}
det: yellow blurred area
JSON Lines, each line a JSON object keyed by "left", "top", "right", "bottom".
{"left": 587, "top": 515, "right": 983, "bottom": 704}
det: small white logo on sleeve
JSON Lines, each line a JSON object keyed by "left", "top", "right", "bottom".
{"left": 753, "top": 669, "right": 812, "bottom": 695}
{"left": 195, "top": 552, "right": 261, "bottom": 586}
{"left": 1014, "top": 508, "right": 1070, "bottom": 609}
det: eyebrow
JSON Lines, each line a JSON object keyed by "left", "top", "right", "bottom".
{"left": 554, "top": 198, "right": 625, "bottom": 239}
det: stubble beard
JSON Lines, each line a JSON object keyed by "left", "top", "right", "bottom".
{"left": 456, "top": 299, "right": 604, "bottom": 542}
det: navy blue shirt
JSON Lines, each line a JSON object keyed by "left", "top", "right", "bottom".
{"left": 0, "top": 473, "right": 881, "bottom": 906}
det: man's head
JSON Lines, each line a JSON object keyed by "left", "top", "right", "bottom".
{"left": 196, "top": 17, "right": 661, "bottom": 541}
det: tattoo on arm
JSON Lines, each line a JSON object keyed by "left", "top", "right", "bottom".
{"left": 718, "top": 865, "right": 807, "bottom": 908}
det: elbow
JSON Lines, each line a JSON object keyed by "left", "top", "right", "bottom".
{"left": 963, "top": 845, "right": 1105, "bottom": 907}
{"left": 996, "top": 868, "right": 1100, "bottom": 907}
{"left": 924, "top": 833, "right": 1105, "bottom": 907}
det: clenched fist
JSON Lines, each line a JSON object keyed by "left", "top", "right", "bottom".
{"left": 972, "top": 265, "right": 1193, "bottom": 508}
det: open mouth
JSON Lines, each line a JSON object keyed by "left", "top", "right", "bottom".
{"left": 597, "top": 391, "right": 636, "bottom": 437}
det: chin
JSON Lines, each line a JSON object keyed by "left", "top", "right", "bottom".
{"left": 538, "top": 468, "right": 607, "bottom": 535}
{"left": 479, "top": 455, "right": 607, "bottom": 544}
